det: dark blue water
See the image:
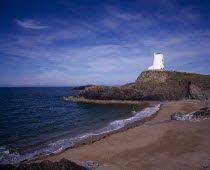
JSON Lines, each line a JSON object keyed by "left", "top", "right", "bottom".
{"left": 0, "top": 87, "right": 159, "bottom": 164}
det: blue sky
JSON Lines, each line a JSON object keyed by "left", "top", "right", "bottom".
{"left": 0, "top": 0, "right": 210, "bottom": 86}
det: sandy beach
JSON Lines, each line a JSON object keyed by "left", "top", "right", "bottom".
{"left": 30, "top": 99, "right": 210, "bottom": 170}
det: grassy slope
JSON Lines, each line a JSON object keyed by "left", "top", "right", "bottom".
{"left": 174, "top": 73, "right": 210, "bottom": 80}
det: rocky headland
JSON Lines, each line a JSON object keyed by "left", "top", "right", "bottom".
{"left": 73, "top": 70, "right": 210, "bottom": 102}
{"left": 71, "top": 85, "right": 94, "bottom": 91}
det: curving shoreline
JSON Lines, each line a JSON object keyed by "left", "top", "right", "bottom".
{"left": 18, "top": 103, "right": 161, "bottom": 165}
{"left": 13, "top": 99, "right": 210, "bottom": 170}
{"left": 24, "top": 99, "right": 210, "bottom": 170}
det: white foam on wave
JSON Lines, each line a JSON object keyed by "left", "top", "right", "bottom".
{"left": 47, "top": 104, "right": 160, "bottom": 150}
{"left": 92, "top": 104, "right": 160, "bottom": 134}
{"left": 0, "top": 104, "right": 160, "bottom": 165}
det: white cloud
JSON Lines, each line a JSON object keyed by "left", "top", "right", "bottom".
{"left": 24, "top": 70, "right": 73, "bottom": 85}
{"left": 16, "top": 19, "right": 48, "bottom": 29}
{"left": 2, "top": 29, "right": 210, "bottom": 75}
{"left": 0, "top": 5, "right": 209, "bottom": 86}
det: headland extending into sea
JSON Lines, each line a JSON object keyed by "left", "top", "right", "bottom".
{"left": 3, "top": 69, "right": 210, "bottom": 170}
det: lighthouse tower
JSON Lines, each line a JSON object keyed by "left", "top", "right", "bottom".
{"left": 148, "top": 53, "right": 164, "bottom": 70}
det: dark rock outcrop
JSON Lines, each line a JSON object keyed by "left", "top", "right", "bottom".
{"left": 171, "top": 107, "right": 210, "bottom": 120}
{"left": 82, "top": 160, "right": 99, "bottom": 169}
{"left": 71, "top": 85, "right": 94, "bottom": 91}
{"left": 171, "top": 112, "right": 187, "bottom": 120}
{"left": 189, "top": 80, "right": 210, "bottom": 100}
{"left": 81, "top": 160, "right": 109, "bottom": 169}
{"left": 192, "top": 107, "right": 210, "bottom": 118}
{"left": 0, "top": 159, "right": 88, "bottom": 170}
{"left": 78, "top": 70, "right": 210, "bottom": 101}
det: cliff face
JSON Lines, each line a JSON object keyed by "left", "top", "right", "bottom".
{"left": 79, "top": 70, "right": 210, "bottom": 101}
{"left": 189, "top": 79, "right": 210, "bottom": 100}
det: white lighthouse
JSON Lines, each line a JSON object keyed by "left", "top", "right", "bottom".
{"left": 148, "top": 53, "right": 164, "bottom": 70}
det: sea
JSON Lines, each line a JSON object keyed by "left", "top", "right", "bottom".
{"left": 0, "top": 87, "right": 160, "bottom": 164}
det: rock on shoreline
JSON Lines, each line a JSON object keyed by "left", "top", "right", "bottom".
{"left": 0, "top": 159, "right": 88, "bottom": 170}
{"left": 171, "top": 107, "right": 210, "bottom": 121}
{"left": 78, "top": 70, "right": 210, "bottom": 101}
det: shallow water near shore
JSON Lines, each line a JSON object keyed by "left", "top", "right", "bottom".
{"left": 0, "top": 87, "right": 159, "bottom": 164}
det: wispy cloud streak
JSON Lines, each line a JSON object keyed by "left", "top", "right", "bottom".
{"left": 0, "top": 1, "right": 210, "bottom": 86}
{"left": 16, "top": 19, "right": 48, "bottom": 29}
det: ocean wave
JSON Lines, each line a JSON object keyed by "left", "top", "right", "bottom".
{"left": 62, "top": 97, "right": 69, "bottom": 101}
{"left": 91, "top": 104, "right": 160, "bottom": 134}
{"left": 0, "top": 104, "right": 160, "bottom": 165}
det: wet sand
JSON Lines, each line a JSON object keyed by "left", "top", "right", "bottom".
{"left": 34, "top": 99, "right": 210, "bottom": 169}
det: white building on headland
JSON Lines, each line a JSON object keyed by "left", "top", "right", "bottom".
{"left": 148, "top": 53, "right": 164, "bottom": 70}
